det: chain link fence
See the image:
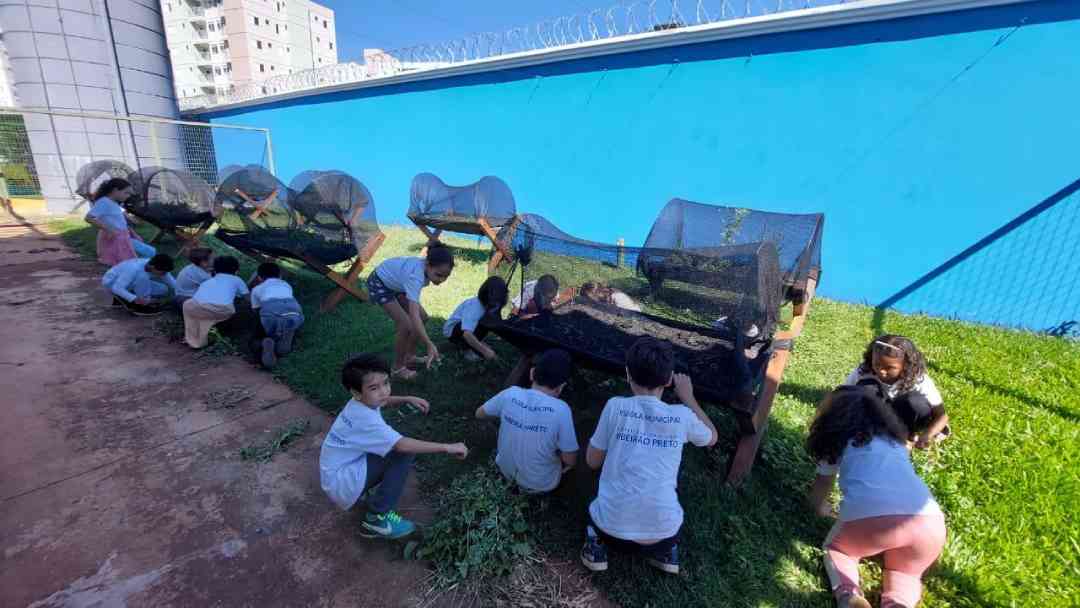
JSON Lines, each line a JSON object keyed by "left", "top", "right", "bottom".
{"left": 179, "top": 0, "right": 849, "bottom": 111}
{"left": 0, "top": 107, "right": 272, "bottom": 214}
{"left": 880, "top": 178, "right": 1080, "bottom": 336}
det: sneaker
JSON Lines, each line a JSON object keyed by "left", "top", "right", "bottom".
{"left": 360, "top": 510, "right": 416, "bottom": 539}
{"left": 260, "top": 338, "right": 277, "bottom": 368}
{"left": 276, "top": 327, "right": 296, "bottom": 355}
{"left": 837, "top": 591, "right": 871, "bottom": 608}
{"left": 463, "top": 350, "right": 481, "bottom": 362}
{"left": 645, "top": 542, "right": 679, "bottom": 575}
{"left": 580, "top": 526, "right": 608, "bottom": 572}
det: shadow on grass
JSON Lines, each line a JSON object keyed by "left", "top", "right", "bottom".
{"left": 928, "top": 360, "right": 1079, "bottom": 423}
{"left": 406, "top": 240, "right": 493, "bottom": 266}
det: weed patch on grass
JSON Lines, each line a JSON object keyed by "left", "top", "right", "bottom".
{"left": 239, "top": 417, "right": 310, "bottom": 462}
{"left": 204, "top": 386, "right": 256, "bottom": 410}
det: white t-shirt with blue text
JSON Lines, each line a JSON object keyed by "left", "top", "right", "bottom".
{"left": 319, "top": 399, "right": 404, "bottom": 510}
{"left": 86, "top": 196, "right": 128, "bottom": 232}
{"left": 588, "top": 395, "right": 713, "bottom": 541}
{"left": 482, "top": 386, "right": 578, "bottom": 493}
{"left": 443, "top": 296, "right": 486, "bottom": 337}
{"left": 375, "top": 256, "right": 428, "bottom": 303}
{"left": 175, "top": 264, "right": 212, "bottom": 298}
{"left": 816, "top": 435, "right": 942, "bottom": 522}
{"left": 251, "top": 277, "right": 295, "bottom": 309}
{"left": 192, "top": 273, "right": 249, "bottom": 306}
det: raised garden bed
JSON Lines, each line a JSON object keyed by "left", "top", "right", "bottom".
{"left": 489, "top": 299, "right": 770, "bottom": 407}
{"left": 216, "top": 230, "right": 358, "bottom": 265}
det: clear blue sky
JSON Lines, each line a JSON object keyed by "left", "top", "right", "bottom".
{"left": 317, "top": 0, "right": 664, "bottom": 61}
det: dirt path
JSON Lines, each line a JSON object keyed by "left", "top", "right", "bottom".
{"left": 0, "top": 227, "right": 432, "bottom": 608}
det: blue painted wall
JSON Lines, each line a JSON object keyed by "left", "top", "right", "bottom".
{"left": 195, "top": 0, "right": 1080, "bottom": 330}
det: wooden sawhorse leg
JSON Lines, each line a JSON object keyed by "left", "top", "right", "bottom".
{"left": 318, "top": 232, "right": 387, "bottom": 312}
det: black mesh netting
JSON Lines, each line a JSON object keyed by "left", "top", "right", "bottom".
{"left": 124, "top": 167, "right": 219, "bottom": 228}
{"left": 488, "top": 213, "right": 782, "bottom": 404}
{"left": 643, "top": 198, "right": 824, "bottom": 303}
{"left": 408, "top": 172, "right": 517, "bottom": 234}
{"left": 216, "top": 167, "right": 379, "bottom": 266}
{"left": 75, "top": 160, "right": 133, "bottom": 201}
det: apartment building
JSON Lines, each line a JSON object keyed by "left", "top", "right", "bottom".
{"left": 162, "top": 0, "right": 337, "bottom": 99}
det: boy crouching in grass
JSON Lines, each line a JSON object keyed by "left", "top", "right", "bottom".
{"left": 475, "top": 349, "right": 579, "bottom": 494}
{"left": 320, "top": 353, "right": 469, "bottom": 539}
{"left": 581, "top": 337, "right": 718, "bottom": 575}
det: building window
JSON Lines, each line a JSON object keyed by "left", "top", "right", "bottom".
{"left": 329, "top": 42, "right": 333, "bottom": 49}
{"left": 256, "top": 40, "right": 262, "bottom": 49}
{"left": 223, "top": 40, "right": 229, "bottom": 49}
{"left": 254, "top": 16, "right": 259, "bottom": 25}
{"left": 227, "top": 62, "right": 232, "bottom": 71}
{"left": 318, "top": 58, "right": 322, "bottom": 63}
{"left": 276, "top": 24, "right": 280, "bottom": 34}
{"left": 215, "top": 67, "right": 221, "bottom": 75}
{"left": 323, "top": 20, "right": 327, "bottom": 28}
{"left": 313, "top": 15, "right": 317, "bottom": 21}
{"left": 260, "top": 64, "right": 265, "bottom": 72}
{"left": 208, "top": 23, "right": 215, "bottom": 31}
{"left": 316, "top": 36, "right": 320, "bottom": 43}
{"left": 221, "top": 17, "right": 226, "bottom": 26}
{"left": 270, "top": 65, "right": 275, "bottom": 71}
{"left": 212, "top": 45, "right": 218, "bottom": 54}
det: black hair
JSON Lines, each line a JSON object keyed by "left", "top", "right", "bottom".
{"left": 532, "top": 274, "right": 560, "bottom": 310}
{"left": 626, "top": 336, "right": 674, "bottom": 389}
{"left": 806, "top": 386, "right": 910, "bottom": 466}
{"left": 341, "top": 353, "right": 391, "bottom": 393}
{"left": 93, "top": 177, "right": 130, "bottom": 201}
{"left": 213, "top": 255, "right": 240, "bottom": 275}
{"left": 426, "top": 243, "right": 455, "bottom": 269}
{"left": 533, "top": 349, "right": 572, "bottom": 389}
{"left": 477, "top": 276, "right": 509, "bottom": 311}
{"left": 858, "top": 334, "right": 927, "bottom": 393}
{"left": 147, "top": 253, "right": 175, "bottom": 272}
{"left": 188, "top": 247, "right": 213, "bottom": 266}
{"left": 257, "top": 261, "right": 281, "bottom": 279}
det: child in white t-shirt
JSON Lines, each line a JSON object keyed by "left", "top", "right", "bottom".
{"left": 173, "top": 247, "right": 213, "bottom": 306}
{"left": 510, "top": 274, "right": 559, "bottom": 317}
{"left": 581, "top": 337, "right": 718, "bottom": 576}
{"left": 475, "top": 349, "right": 578, "bottom": 493}
{"left": 182, "top": 255, "right": 249, "bottom": 349}
{"left": 366, "top": 244, "right": 455, "bottom": 379}
{"left": 320, "top": 353, "right": 469, "bottom": 539}
{"left": 249, "top": 262, "right": 304, "bottom": 369}
{"left": 807, "top": 385, "right": 946, "bottom": 608}
{"left": 444, "top": 276, "right": 508, "bottom": 362}
{"left": 843, "top": 335, "right": 949, "bottom": 448}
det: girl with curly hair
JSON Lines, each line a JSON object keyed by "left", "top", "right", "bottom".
{"left": 807, "top": 386, "right": 946, "bottom": 608}
{"left": 843, "top": 335, "right": 950, "bottom": 448}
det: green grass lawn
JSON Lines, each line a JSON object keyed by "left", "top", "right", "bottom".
{"left": 54, "top": 220, "right": 1079, "bottom": 607}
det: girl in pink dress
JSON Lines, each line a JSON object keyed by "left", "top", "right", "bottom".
{"left": 84, "top": 178, "right": 156, "bottom": 266}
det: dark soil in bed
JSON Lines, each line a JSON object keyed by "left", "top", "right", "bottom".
{"left": 491, "top": 300, "right": 770, "bottom": 407}
{"left": 129, "top": 207, "right": 214, "bottom": 228}
{"left": 216, "top": 230, "right": 357, "bottom": 265}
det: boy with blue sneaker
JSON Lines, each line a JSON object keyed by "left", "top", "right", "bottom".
{"left": 320, "top": 353, "right": 469, "bottom": 539}
{"left": 581, "top": 337, "right": 718, "bottom": 575}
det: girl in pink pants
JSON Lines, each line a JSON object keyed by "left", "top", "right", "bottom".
{"left": 807, "top": 386, "right": 947, "bottom": 608}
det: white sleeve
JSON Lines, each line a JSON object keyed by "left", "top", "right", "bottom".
{"left": 481, "top": 390, "right": 506, "bottom": 417}
{"left": 557, "top": 405, "right": 579, "bottom": 453}
{"left": 162, "top": 272, "right": 177, "bottom": 291}
{"left": 685, "top": 407, "right": 713, "bottom": 447}
{"left": 842, "top": 367, "right": 861, "bottom": 386}
{"left": 250, "top": 284, "right": 263, "bottom": 309}
{"left": 459, "top": 302, "right": 484, "bottom": 333}
{"left": 916, "top": 375, "right": 944, "bottom": 406}
{"left": 589, "top": 399, "right": 615, "bottom": 451}
{"left": 235, "top": 276, "right": 250, "bottom": 297}
{"left": 110, "top": 265, "right": 139, "bottom": 302}
{"left": 404, "top": 269, "right": 424, "bottom": 303}
{"left": 359, "top": 421, "right": 403, "bottom": 457}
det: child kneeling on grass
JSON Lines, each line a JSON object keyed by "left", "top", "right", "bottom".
{"left": 366, "top": 244, "right": 455, "bottom": 380}
{"left": 807, "top": 385, "right": 946, "bottom": 608}
{"left": 581, "top": 337, "right": 718, "bottom": 575}
{"left": 444, "top": 275, "right": 508, "bottom": 362}
{"left": 511, "top": 274, "right": 559, "bottom": 317}
{"left": 183, "top": 255, "right": 248, "bottom": 349}
{"left": 320, "top": 353, "right": 469, "bottom": 539}
{"left": 173, "top": 247, "right": 213, "bottom": 308}
{"left": 102, "top": 253, "right": 177, "bottom": 316}
{"left": 844, "top": 335, "right": 950, "bottom": 448}
{"left": 250, "top": 262, "right": 304, "bottom": 369}
{"left": 475, "top": 349, "right": 578, "bottom": 493}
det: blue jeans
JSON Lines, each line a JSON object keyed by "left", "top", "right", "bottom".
{"left": 259, "top": 298, "right": 304, "bottom": 339}
{"left": 363, "top": 451, "right": 414, "bottom": 514}
{"left": 132, "top": 239, "right": 156, "bottom": 258}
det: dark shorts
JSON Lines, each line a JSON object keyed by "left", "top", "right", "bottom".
{"left": 366, "top": 272, "right": 407, "bottom": 307}
{"left": 587, "top": 510, "right": 680, "bottom": 555}
{"left": 448, "top": 322, "right": 490, "bottom": 354}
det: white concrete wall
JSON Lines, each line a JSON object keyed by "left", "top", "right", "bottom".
{"left": 0, "top": 0, "right": 182, "bottom": 213}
